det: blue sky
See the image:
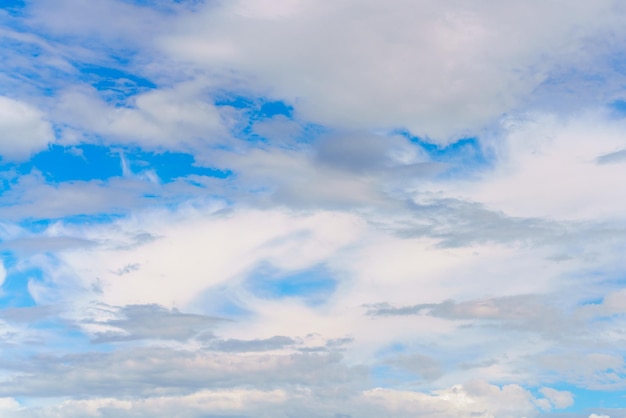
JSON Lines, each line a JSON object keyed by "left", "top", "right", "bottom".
{"left": 1, "top": 0, "right": 626, "bottom": 417}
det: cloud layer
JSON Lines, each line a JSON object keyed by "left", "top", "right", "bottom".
{"left": 0, "top": 0, "right": 625, "bottom": 416}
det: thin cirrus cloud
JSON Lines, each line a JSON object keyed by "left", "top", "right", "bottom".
{"left": 0, "top": 0, "right": 625, "bottom": 417}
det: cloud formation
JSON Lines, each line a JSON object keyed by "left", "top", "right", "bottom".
{"left": 0, "top": 0, "right": 625, "bottom": 416}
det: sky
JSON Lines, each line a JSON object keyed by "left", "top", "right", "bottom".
{"left": 1, "top": 0, "right": 626, "bottom": 417}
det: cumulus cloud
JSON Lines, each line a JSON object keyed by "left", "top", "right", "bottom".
{"left": 540, "top": 387, "right": 574, "bottom": 409}
{"left": 54, "top": 83, "right": 229, "bottom": 150}
{"left": 363, "top": 382, "right": 540, "bottom": 418}
{"left": 0, "top": 96, "right": 53, "bottom": 159}
{"left": 161, "top": 0, "right": 626, "bottom": 141}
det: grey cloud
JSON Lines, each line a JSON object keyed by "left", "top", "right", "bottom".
{"left": 0, "top": 172, "right": 228, "bottom": 222}
{"left": 298, "top": 337, "right": 354, "bottom": 353}
{"left": 384, "top": 353, "right": 443, "bottom": 381}
{"left": 0, "top": 305, "right": 57, "bottom": 323}
{"left": 366, "top": 294, "right": 550, "bottom": 320}
{"left": 459, "top": 358, "right": 499, "bottom": 370}
{"left": 314, "top": 133, "right": 427, "bottom": 174}
{"left": 366, "top": 294, "right": 578, "bottom": 338}
{"left": 208, "top": 336, "right": 296, "bottom": 352}
{"left": 252, "top": 114, "right": 304, "bottom": 147}
{"left": 326, "top": 337, "right": 354, "bottom": 348}
{"left": 112, "top": 263, "right": 140, "bottom": 275}
{"left": 0, "top": 347, "right": 368, "bottom": 398}
{"left": 203, "top": 131, "right": 444, "bottom": 213}
{"left": 88, "top": 304, "right": 224, "bottom": 343}
{"left": 401, "top": 198, "right": 563, "bottom": 247}
{"left": 383, "top": 198, "right": 626, "bottom": 255}
{"left": 365, "top": 303, "right": 434, "bottom": 317}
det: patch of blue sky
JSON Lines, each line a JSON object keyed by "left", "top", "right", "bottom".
{"left": 1, "top": 0, "right": 25, "bottom": 8}
{"left": 214, "top": 95, "right": 293, "bottom": 117}
{"left": 77, "top": 64, "right": 156, "bottom": 105}
{"left": 0, "top": 144, "right": 229, "bottom": 184}
{"left": 395, "top": 130, "right": 494, "bottom": 178}
{"left": 375, "top": 342, "right": 409, "bottom": 356}
{"left": 120, "top": 0, "right": 203, "bottom": 13}
{"left": 609, "top": 99, "right": 626, "bottom": 117}
{"left": 189, "top": 283, "right": 252, "bottom": 320}
{"left": 370, "top": 364, "right": 421, "bottom": 388}
{"left": 245, "top": 263, "right": 337, "bottom": 306}
{"left": 210, "top": 299, "right": 252, "bottom": 320}
{"left": 16, "top": 214, "right": 124, "bottom": 234}
{"left": 257, "top": 100, "right": 294, "bottom": 118}
{"left": 1, "top": 0, "right": 25, "bottom": 16}
{"left": 584, "top": 299, "right": 606, "bottom": 309}
{"left": 532, "top": 384, "right": 626, "bottom": 413}
{"left": 215, "top": 95, "right": 292, "bottom": 139}
{"left": 0, "top": 254, "right": 37, "bottom": 308}
{"left": 215, "top": 93, "right": 326, "bottom": 145}
{"left": 28, "top": 145, "right": 121, "bottom": 182}
{"left": 127, "top": 149, "right": 231, "bottom": 182}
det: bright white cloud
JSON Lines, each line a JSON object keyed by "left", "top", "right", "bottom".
{"left": 364, "top": 382, "right": 539, "bottom": 418}
{"left": 51, "top": 207, "right": 365, "bottom": 309}
{"left": 431, "top": 110, "right": 626, "bottom": 220}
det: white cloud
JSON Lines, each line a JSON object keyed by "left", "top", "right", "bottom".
{"left": 0, "top": 96, "right": 53, "bottom": 160}
{"left": 0, "top": 398, "right": 19, "bottom": 411}
{"left": 428, "top": 110, "right": 626, "bottom": 220}
{"left": 363, "top": 382, "right": 539, "bottom": 418}
{"left": 20, "top": 201, "right": 587, "bottom": 373}
{"left": 0, "top": 373, "right": 574, "bottom": 418}
{"left": 0, "top": 389, "right": 287, "bottom": 418}
{"left": 540, "top": 387, "right": 574, "bottom": 409}
{"left": 26, "top": 0, "right": 166, "bottom": 46}
{"left": 54, "top": 82, "right": 228, "bottom": 150}
{"left": 52, "top": 207, "right": 365, "bottom": 309}
{"left": 160, "top": 0, "right": 626, "bottom": 141}
{"left": 3, "top": 1, "right": 626, "bottom": 415}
